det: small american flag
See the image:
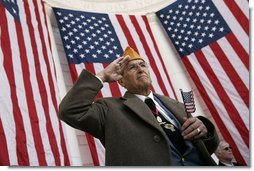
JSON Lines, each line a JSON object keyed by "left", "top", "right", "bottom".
{"left": 180, "top": 89, "right": 196, "bottom": 115}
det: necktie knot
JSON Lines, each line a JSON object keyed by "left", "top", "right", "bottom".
{"left": 145, "top": 98, "right": 158, "bottom": 115}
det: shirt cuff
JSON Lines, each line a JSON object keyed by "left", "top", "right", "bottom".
{"left": 95, "top": 75, "right": 104, "bottom": 85}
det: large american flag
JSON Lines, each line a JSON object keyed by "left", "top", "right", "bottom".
{"left": 156, "top": 0, "right": 249, "bottom": 165}
{"left": 53, "top": 7, "right": 177, "bottom": 166}
{"left": 0, "top": 0, "right": 70, "bottom": 166}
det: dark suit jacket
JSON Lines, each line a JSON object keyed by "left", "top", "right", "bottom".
{"left": 59, "top": 70, "right": 219, "bottom": 166}
{"left": 218, "top": 161, "right": 242, "bottom": 166}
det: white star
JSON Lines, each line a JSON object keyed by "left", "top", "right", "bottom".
{"left": 87, "top": 37, "right": 92, "bottom": 41}
{"left": 219, "top": 27, "right": 224, "bottom": 32}
{"left": 85, "top": 49, "right": 90, "bottom": 53}
{"left": 68, "top": 32, "right": 73, "bottom": 36}
{"left": 197, "top": 25, "right": 201, "bottom": 30}
{"left": 209, "top": 33, "right": 214, "bottom": 38}
{"left": 78, "top": 45, "right": 83, "bottom": 49}
{"left": 160, "top": 14, "right": 164, "bottom": 18}
{"left": 207, "top": 19, "right": 212, "bottom": 24}
{"left": 70, "top": 20, "right": 75, "bottom": 25}
{"left": 68, "top": 54, "right": 73, "bottom": 58}
{"left": 97, "top": 50, "right": 102, "bottom": 54}
{"left": 214, "top": 20, "right": 219, "bottom": 24}
{"left": 63, "top": 36, "right": 69, "bottom": 40}
{"left": 89, "top": 45, "right": 95, "bottom": 49}
{"left": 198, "top": 6, "right": 203, "bottom": 10}
{"left": 82, "top": 41, "right": 87, "bottom": 45}
{"left": 73, "top": 49, "right": 78, "bottom": 53}
{"left": 92, "top": 54, "right": 97, "bottom": 58}
{"left": 188, "top": 44, "right": 193, "bottom": 48}
{"left": 198, "top": 39, "right": 203, "bottom": 43}
{"left": 204, "top": 26, "right": 209, "bottom": 30}
{"left": 106, "top": 41, "right": 110, "bottom": 46}
{"left": 75, "top": 36, "right": 80, "bottom": 40}
{"left": 65, "top": 45, "right": 71, "bottom": 49}
{"left": 201, "top": 32, "right": 206, "bottom": 37}
{"left": 80, "top": 54, "right": 85, "bottom": 58}
{"left": 191, "top": 38, "right": 196, "bottom": 42}
{"left": 104, "top": 54, "right": 109, "bottom": 58}
{"left": 175, "top": 41, "right": 179, "bottom": 45}
{"left": 109, "top": 50, "right": 113, "bottom": 54}
{"left": 57, "top": 12, "right": 62, "bottom": 16}
{"left": 172, "top": 34, "right": 176, "bottom": 38}
{"left": 69, "top": 14, "right": 74, "bottom": 17}
{"left": 179, "top": 48, "right": 183, "bottom": 52}
{"left": 205, "top": 6, "right": 210, "bottom": 10}
{"left": 71, "top": 40, "right": 76, "bottom": 44}
{"left": 212, "top": 27, "right": 217, "bottom": 31}
{"left": 94, "top": 41, "right": 99, "bottom": 45}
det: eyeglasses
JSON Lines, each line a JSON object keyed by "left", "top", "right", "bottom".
{"left": 223, "top": 146, "right": 232, "bottom": 151}
{"left": 126, "top": 61, "right": 149, "bottom": 72}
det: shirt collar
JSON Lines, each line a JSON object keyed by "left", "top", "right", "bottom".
{"left": 135, "top": 91, "right": 154, "bottom": 102}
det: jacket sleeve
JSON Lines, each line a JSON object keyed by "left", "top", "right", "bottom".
{"left": 197, "top": 116, "right": 219, "bottom": 154}
{"left": 59, "top": 69, "right": 107, "bottom": 139}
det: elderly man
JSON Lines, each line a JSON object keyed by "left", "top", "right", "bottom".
{"left": 59, "top": 46, "right": 219, "bottom": 166}
{"left": 215, "top": 141, "right": 241, "bottom": 166}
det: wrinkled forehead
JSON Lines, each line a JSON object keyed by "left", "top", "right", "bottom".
{"left": 220, "top": 142, "right": 230, "bottom": 148}
{"left": 127, "top": 59, "right": 145, "bottom": 65}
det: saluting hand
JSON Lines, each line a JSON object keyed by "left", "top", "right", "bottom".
{"left": 181, "top": 117, "right": 208, "bottom": 140}
{"left": 96, "top": 56, "right": 130, "bottom": 83}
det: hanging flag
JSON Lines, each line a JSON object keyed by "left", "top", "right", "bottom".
{"left": 156, "top": 0, "right": 249, "bottom": 165}
{"left": 53, "top": 7, "right": 177, "bottom": 166}
{"left": 0, "top": 0, "right": 70, "bottom": 166}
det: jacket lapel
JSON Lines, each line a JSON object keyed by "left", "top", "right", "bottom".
{"left": 154, "top": 94, "right": 187, "bottom": 125}
{"left": 122, "top": 92, "right": 165, "bottom": 134}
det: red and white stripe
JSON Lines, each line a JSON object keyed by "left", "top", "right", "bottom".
{"left": 67, "top": 14, "right": 177, "bottom": 166}
{"left": 182, "top": 0, "right": 249, "bottom": 165}
{"left": 0, "top": 0, "right": 70, "bottom": 166}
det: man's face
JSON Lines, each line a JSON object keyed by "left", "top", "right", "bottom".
{"left": 119, "top": 59, "right": 152, "bottom": 94}
{"left": 219, "top": 143, "right": 234, "bottom": 161}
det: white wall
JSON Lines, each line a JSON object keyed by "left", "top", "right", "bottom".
{"left": 44, "top": 0, "right": 220, "bottom": 165}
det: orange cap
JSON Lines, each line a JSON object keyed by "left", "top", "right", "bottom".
{"left": 122, "top": 46, "right": 144, "bottom": 61}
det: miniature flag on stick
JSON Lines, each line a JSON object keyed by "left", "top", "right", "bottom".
{"left": 180, "top": 89, "right": 196, "bottom": 117}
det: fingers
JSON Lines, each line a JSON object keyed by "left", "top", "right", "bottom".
{"left": 181, "top": 117, "right": 207, "bottom": 140}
